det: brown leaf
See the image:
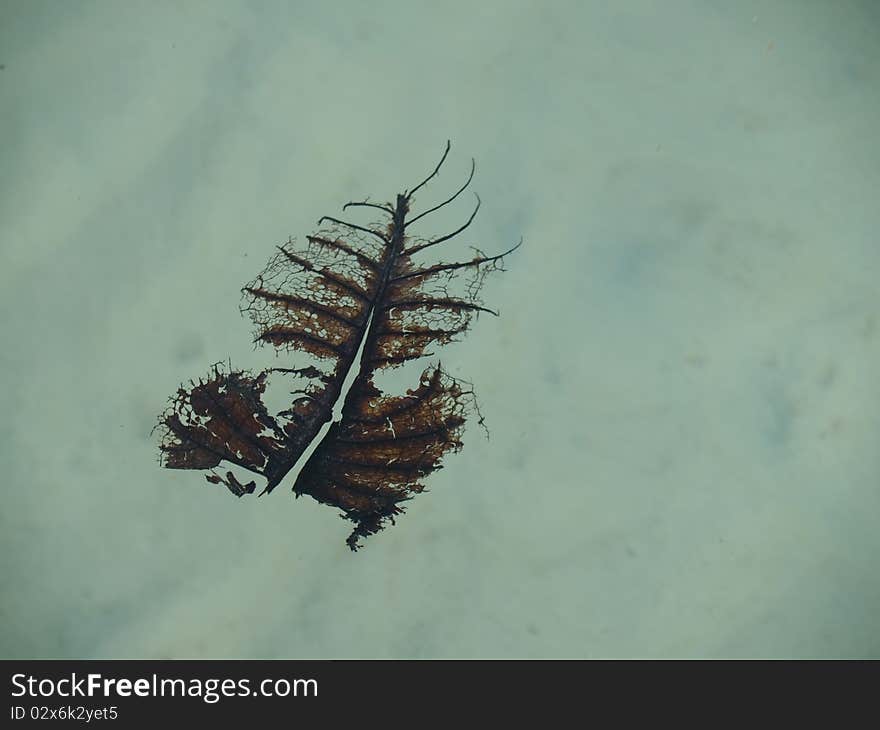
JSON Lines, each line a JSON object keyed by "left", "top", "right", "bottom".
{"left": 157, "top": 141, "right": 519, "bottom": 549}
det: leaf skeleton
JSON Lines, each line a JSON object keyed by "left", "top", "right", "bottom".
{"left": 157, "top": 141, "right": 520, "bottom": 550}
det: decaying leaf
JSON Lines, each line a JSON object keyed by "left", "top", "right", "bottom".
{"left": 158, "top": 142, "right": 519, "bottom": 550}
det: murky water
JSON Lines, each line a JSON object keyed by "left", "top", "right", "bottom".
{"left": 2, "top": 0, "right": 878, "bottom": 658}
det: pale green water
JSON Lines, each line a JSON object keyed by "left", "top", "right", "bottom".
{"left": 1, "top": 0, "right": 878, "bottom": 658}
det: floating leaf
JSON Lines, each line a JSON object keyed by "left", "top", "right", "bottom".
{"left": 158, "top": 142, "right": 519, "bottom": 550}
